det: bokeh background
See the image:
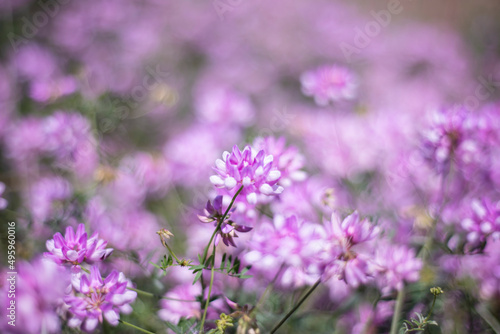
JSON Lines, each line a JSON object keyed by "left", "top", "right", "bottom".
{"left": 1, "top": 0, "right": 500, "bottom": 333}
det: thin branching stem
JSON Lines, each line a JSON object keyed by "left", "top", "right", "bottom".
{"left": 119, "top": 319, "right": 155, "bottom": 334}
{"left": 199, "top": 243, "right": 217, "bottom": 333}
{"left": 201, "top": 185, "right": 244, "bottom": 264}
{"left": 390, "top": 285, "right": 405, "bottom": 334}
{"left": 270, "top": 278, "right": 321, "bottom": 334}
{"left": 127, "top": 287, "right": 197, "bottom": 302}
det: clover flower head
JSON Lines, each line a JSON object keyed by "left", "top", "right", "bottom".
{"left": 45, "top": 224, "right": 113, "bottom": 271}
{"left": 300, "top": 64, "right": 357, "bottom": 106}
{"left": 210, "top": 145, "right": 283, "bottom": 204}
{"left": 374, "top": 243, "right": 422, "bottom": 293}
{"left": 65, "top": 266, "right": 136, "bottom": 332}
{"left": 461, "top": 197, "right": 500, "bottom": 244}
{"left": 320, "top": 211, "right": 379, "bottom": 287}
{"left": 421, "top": 107, "right": 484, "bottom": 174}
{"left": 252, "top": 136, "right": 307, "bottom": 187}
{"left": 325, "top": 211, "right": 379, "bottom": 249}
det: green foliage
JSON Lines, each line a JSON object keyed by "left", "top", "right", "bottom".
{"left": 165, "top": 318, "right": 198, "bottom": 334}
{"left": 188, "top": 253, "right": 252, "bottom": 285}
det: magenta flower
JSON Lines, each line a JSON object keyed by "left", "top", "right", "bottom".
{"left": 320, "top": 211, "right": 379, "bottom": 287}
{"left": 252, "top": 137, "right": 307, "bottom": 187}
{"left": 0, "top": 182, "right": 7, "bottom": 210}
{"left": 373, "top": 243, "right": 422, "bottom": 293}
{"left": 198, "top": 195, "right": 252, "bottom": 247}
{"left": 300, "top": 64, "right": 357, "bottom": 106}
{"left": 421, "top": 107, "right": 484, "bottom": 174}
{"left": 210, "top": 145, "right": 284, "bottom": 204}
{"left": 461, "top": 198, "right": 500, "bottom": 245}
{"left": 244, "top": 215, "right": 324, "bottom": 288}
{"left": 158, "top": 283, "right": 202, "bottom": 324}
{"left": 65, "top": 266, "right": 137, "bottom": 332}
{"left": 0, "top": 258, "right": 70, "bottom": 334}
{"left": 45, "top": 224, "right": 113, "bottom": 271}
{"left": 325, "top": 211, "right": 379, "bottom": 249}
{"left": 195, "top": 86, "right": 255, "bottom": 126}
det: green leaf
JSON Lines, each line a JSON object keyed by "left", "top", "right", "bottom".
{"left": 167, "top": 254, "right": 174, "bottom": 267}
{"left": 221, "top": 253, "right": 227, "bottom": 269}
{"left": 189, "top": 264, "right": 205, "bottom": 271}
{"left": 149, "top": 261, "right": 162, "bottom": 270}
{"left": 193, "top": 270, "right": 203, "bottom": 284}
{"left": 238, "top": 274, "right": 253, "bottom": 279}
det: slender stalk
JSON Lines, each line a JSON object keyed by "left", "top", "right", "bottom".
{"left": 424, "top": 294, "right": 437, "bottom": 322}
{"left": 390, "top": 285, "right": 405, "bottom": 334}
{"left": 127, "top": 287, "right": 197, "bottom": 302}
{"left": 252, "top": 264, "right": 284, "bottom": 315}
{"left": 270, "top": 278, "right": 321, "bottom": 334}
{"left": 199, "top": 244, "right": 217, "bottom": 333}
{"left": 476, "top": 304, "right": 500, "bottom": 334}
{"left": 118, "top": 319, "right": 155, "bottom": 334}
{"left": 201, "top": 185, "right": 244, "bottom": 263}
{"left": 164, "top": 242, "right": 181, "bottom": 263}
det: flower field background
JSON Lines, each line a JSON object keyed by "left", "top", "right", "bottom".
{"left": 1, "top": 0, "right": 500, "bottom": 333}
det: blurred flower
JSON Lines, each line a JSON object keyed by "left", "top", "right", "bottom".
{"left": 42, "top": 111, "right": 98, "bottom": 177}
{"left": 158, "top": 283, "right": 201, "bottom": 324}
{"left": 0, "top": 258, "right": 70, "bottom": 334}
{"left": 320, "top": 211, "right": 379, "bottom": 287}
{"left": 300, "top": 64, "right": 357, "bottom": 106}
{"left": 461, "top": 198, "right": 500, "bottom": 245}
{"left": 244, "top": 215, "right": 323, "bottom": 288}
{"left": 421, "top": 107, "right": 486, "bottom": 175}
{"left": 27, "top": 176, "right": 72, "bottom": 228}
{"left": 210, "top": 145, "right": 283, "bottom": 204}
{"left": 251, "top": 137, "right": 307, "bottom": 187}
{"left": 325, "top": 211, "right": 379, "bottom": 248}
{"left": 373, "top": 243, "right": 422, "bottom": 293}
{"left": 65, "top": 266, "right": 136, "bottom": 332}
{"left": 195, "top": 86, "right": 254, "bottom": 126}
{"left": 45, "top": 223, "right": 113, "bottom": 271}
{"left": 0, "top": 182, "right": 7, "bottom": 210}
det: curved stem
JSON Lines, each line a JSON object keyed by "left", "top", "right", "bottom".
{"left": 127, "top": 287, "right": 197, "bottom": 302}
{"left": 424, "top": 294, "right": 437, "bottom": 322}
{"left": 199, "top": 244, "right": 217, "bottom": 333}
{"left": 201, "top": 186, "right": 244, "bottom": 264}
{"left": 390, "top": 285, "right": 405, "bottom": 334}
{"left": 119, "top": 319, "right": 155, "bottom": 334}
{"left": 164, "top": 242, "right": 181, "bottom": 264}
{"left": 270, "top": 278, "right": 321, "bottom": 334}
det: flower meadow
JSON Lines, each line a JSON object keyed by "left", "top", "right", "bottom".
{"left": 1, "top": 1, "right": 500, "bottom": 333}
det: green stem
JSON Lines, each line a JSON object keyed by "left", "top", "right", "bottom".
{"left": 118, "top": 319, "right": 155, "bottom": 334}
{"left": 270, "top": 278, "right": 321, "bottom": 334}
{"left": 424, "top": 295, "right": 437, "bottom": 322}
{"left": 252, "top": 264, "right": 284, "bottom": 315}
{"left": 390, "top": 285, "right": 405, "bottom": 334}
{"left": 476, "top": 304, "right": 500, "bottom": 334}
{"left": 199, "top": 244, "right": 217, "bottom": 333}
{"left": 127, "top": 287, "right": 197, "bottom": 302}
{"left": 164, "top": 242, "right": 181, "bottom": 264}
{"left": 201, "top": 186, "right": 244, "bottom": 264}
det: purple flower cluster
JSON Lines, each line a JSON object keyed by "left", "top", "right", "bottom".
{"left": 210, "top": 145, "right": 284, "bottom": 204}
{"left": 65, "top": 267, "right": 136, "bottom": 332}
{"left": 300, "top": 64, "right": 357, "bottom": 106}
{"left": 4, "top": 1, "right": 500, "bottom": 332}
{"left": 461, "top": 198, "right": 500, "bottom": 245}
{"left": 45, "top": 224, "right": 113, "bottom": 271}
